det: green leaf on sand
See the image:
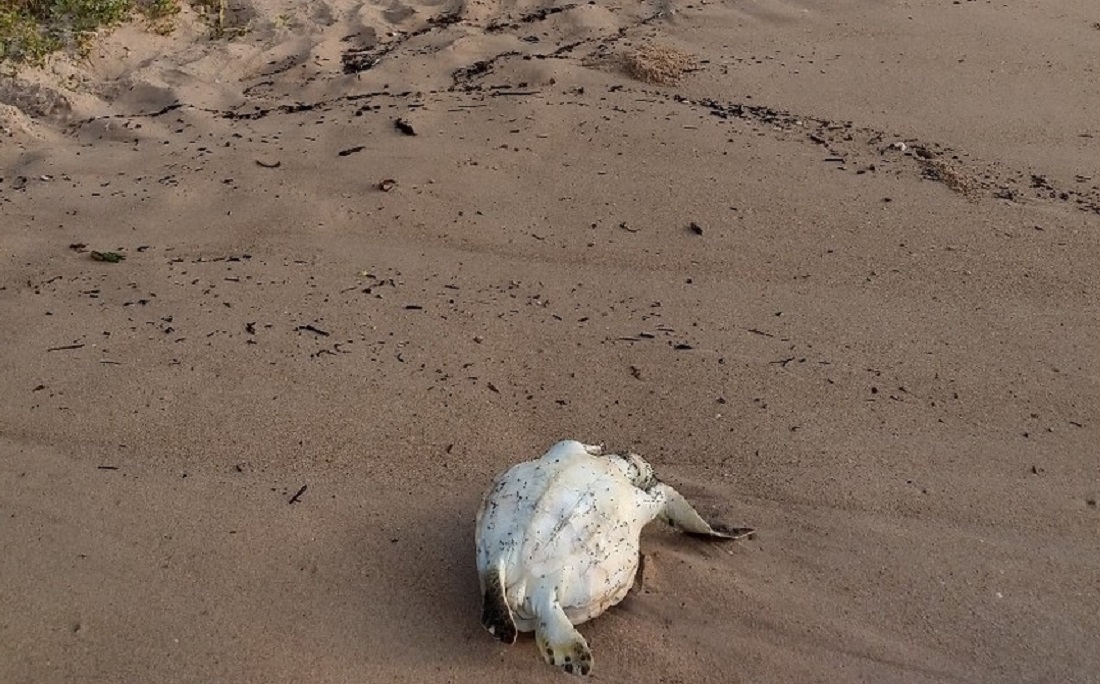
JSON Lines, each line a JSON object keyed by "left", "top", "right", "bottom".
{"left": 90, "top": 251, "right": 125, "bottom": 263}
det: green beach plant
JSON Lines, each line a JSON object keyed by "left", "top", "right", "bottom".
{"left": 0, "top": 0, "right": 241, "bottom": 70}
{"left": 1, "top": 0, "right": 137, "bottom": 65}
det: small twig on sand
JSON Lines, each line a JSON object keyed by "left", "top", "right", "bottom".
{"left": 295, "top": 325, "right": 330, "bottom": 337}
{"left": 47, "top": 343, "right": 85, "bottom": 352}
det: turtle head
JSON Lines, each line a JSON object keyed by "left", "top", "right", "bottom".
{"left": 618, "top": 452, "right": 657, "bottom": 490}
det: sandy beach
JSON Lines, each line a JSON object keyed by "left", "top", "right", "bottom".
{"left": 2, "top": 0, "right": 1099, "bottom": 681}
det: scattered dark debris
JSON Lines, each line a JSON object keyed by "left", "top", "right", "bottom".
{"left": 342, "top": 47, "right": 385, "bottom": 74}
{"left": 677, "top": 93, "right": 1100, "bottom": 213}
{"left": 746, "top": 328, "right": 774, "bottom": 338}
{"left": 281, "top": 103, "right": 318, "bottom": 114}
{"left": 394, "top": 119, "right": 417, "bottom": 136}
{"left": 289, "top": 485, "right": 308, "bottom": 505}
{"left": 245, "top": 322, "right": 256, "bottom": 335}
{"left": 426, "top": 12, "right": 462, "bottom": 27}
{"left": 68, "top": 243, "right": 87, "bottom": 252}
{"left": 342, "top": 14, "right": 460, "bottom": 75}
{"left": 630, "top": 365, "right": 642, "bottom": 379}
{"left": 451, "top": 51, "right": 522, "bottom": 89}
{"left": 486, "top": 4, "right": 577, "bottom": 32}
{"left": 1031, "top": 174, "right": 1053, "bottom": 190}
{"left": 338, "top": 146, "right": 366, "bottom": 157}
{"left": 193, "top": 254, "right": 252, "bottom": 263}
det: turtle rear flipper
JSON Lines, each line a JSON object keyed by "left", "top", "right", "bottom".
{"left": 655, "top": 482, "right": 754, "bottom": 540}
{"left": 532, "top": 589, "right": 592, "bottom": 676}
{"left": 481, "top": 561, "right": 517, "bottom": 644}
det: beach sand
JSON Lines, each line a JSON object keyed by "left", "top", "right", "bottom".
{"left": 2, "top": 0, "right": 1099, "bottom": 681}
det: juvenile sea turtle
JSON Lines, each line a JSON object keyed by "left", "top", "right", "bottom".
{"left": 474, "top": 439, "right": 753, "bottom": 676}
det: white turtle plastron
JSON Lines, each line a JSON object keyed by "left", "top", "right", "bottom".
{"left": 474, "top": 439, "right": 752, "bottom": 676}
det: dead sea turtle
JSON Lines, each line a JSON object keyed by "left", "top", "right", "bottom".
{"left": 474, "top": 439, "right": 753, "bottom": 676}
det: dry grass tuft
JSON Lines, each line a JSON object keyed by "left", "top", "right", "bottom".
{"left": 621, "top": 42, "right": 697, "bottom": 86}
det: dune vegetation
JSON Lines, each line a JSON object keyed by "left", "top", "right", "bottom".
{"left": 0, "top": 0, "right": 228, "bottom": 67}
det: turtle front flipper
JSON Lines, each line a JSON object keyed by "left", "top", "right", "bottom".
{"left": 655, "top": 482, "right": 754, "bottom": 540}
{"left": 481, "top": 560, "right": 517, "bottom": 644}
{"left": 532, "top": 590, "right": 592, "bottom": 676}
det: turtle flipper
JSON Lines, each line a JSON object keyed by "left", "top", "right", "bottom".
{"left": 481, "top": 561, "right": 517, "bottom": 644}
{"left": 533, "top": 592, "right": 592, "bottom": 676}
{"left": 655, "top": 483, "right": 754, "bottom": 540}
